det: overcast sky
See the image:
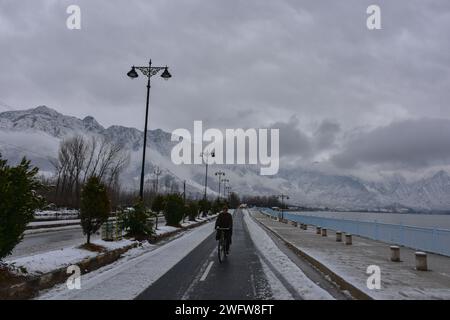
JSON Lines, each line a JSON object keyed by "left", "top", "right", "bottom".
{"left": 1, "top": 0, "right": 450, "bottom": 178}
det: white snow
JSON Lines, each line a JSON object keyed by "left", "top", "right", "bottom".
{"left": 242, "top": 209, "right": 334, "bottom": 300}
{"left": 36, "top": 220, "right": 217, "bottom": 300}
{"left": 154, "top": 225, "right": 178, "bottom": 235}
{"left": 34, "top": 210, "right": 79, "bottom": 220}
{"left": 24, "top": 225, "right": 82, "bottom": 235}
{"left": 259, "top": 257, "right": 294, "bottom": 300}
{"left": 6, "top": 239, "right": 135, "bottom": 276}
{"left": 28, "top": 219, "right": 80, "bottom": 227}
{"left": 180, "top": 220, "right": 198, "bottom": 227}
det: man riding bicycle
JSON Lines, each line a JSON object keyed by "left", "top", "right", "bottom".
{"left": 215, "top": 205, "right": 233, "bottom": 254}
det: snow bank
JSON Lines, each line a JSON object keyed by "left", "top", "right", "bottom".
{"left": 37, "top": 220, "right": 216, "bottom": 300}
{"left": 243, "top": 209, "right": 334, "bottom": 300}
{"left": 7, "top": 239, "right": 135, "bottom": 276}
{"left": 28, "top": 219, "right": 80, "bottom": 227}
{"left": 154, "top": 226, "right": 178, "bottom": 235}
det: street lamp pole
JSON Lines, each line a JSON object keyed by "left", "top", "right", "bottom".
{"left": 154, "top": 166, "right": 162, "bottom": 194}
{"left": 226, "top": 186, "right": 231, "bottom": 199}
{"left": 201, "top": 151, "right": 215, "bottom": 202}
{"left": 277, "top": 194, "right": 289, "bottom": 220}
{"left": 222, "top": 178, "right": 229, "bottom": 198}
{"left": 215, "top": 171, "right": 225, "bottom": 199}
{"left": 127, "top": 59, "right": 171, "bottom": 201}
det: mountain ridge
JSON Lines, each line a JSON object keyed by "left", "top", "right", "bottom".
{"left": 2, "top": 106, "right": 450, "bottom": 212}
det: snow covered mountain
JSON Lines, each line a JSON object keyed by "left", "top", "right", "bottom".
{"left": 1, "top": 106, "right": 450, "bottom": 212}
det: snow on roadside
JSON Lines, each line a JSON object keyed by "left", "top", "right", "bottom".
{"left": 37, "top": 220, "right": 217, "bottom": 300}
{"left": 259, "top": 257, "right": 294, "bottom": 300}
{"left": 28, "top": 219, "right": 80, "bottom": 227}
{"left": 243, "top": 209, "right": 334, "bottom": 300}
{"left": 24, "top": 225, "right": 82, "bottom": 235}
{"left": 6, "top": 239, "right": 135, "bottom": 276}
{"left": 154, "top": 225, "right": 178, "bottom": 235}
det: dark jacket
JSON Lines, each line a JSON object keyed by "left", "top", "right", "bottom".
{"left": 215, "top": 211, "right": 233, "bottom": 233}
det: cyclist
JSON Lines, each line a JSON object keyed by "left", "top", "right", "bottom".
{"left": 215, "top": 205, "right": 233, "bottom": 254}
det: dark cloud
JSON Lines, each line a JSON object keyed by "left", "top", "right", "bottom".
{"left": 271, "top": 117, "right": 312, "bottom": 158}
{"left": 271, "top": 118, "right": 340, "bottom": 159}
{"left": 314, "top": 120, "right": 340, "bottom": 150}
{"left": 0, "top": 0, "right": 449, "bottom": 176}
{"left": 332, "top": 118, "right": 450, "bottom": 169}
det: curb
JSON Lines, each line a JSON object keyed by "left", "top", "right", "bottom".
{"left": 26, "top": 222, "right": 80, "bottom": 230}
{"left": 252, "top": 210, "right": 373, "bottom": 300}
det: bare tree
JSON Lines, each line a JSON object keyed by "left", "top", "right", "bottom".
{"left": 52, "top": 135, "right": 129, "bottom": 208}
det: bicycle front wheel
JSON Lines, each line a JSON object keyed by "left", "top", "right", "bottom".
{"left": 218, "top": 239, "right": 225, "bottom": 263}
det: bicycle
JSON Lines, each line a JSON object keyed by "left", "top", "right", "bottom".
{"left": 216, "top": 227, "right": 230, "bottom": 263}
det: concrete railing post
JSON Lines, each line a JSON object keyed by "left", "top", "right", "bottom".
{"left": 345, "top": 234, "right": 352, "bottom": 245}
{"left": 336, "top": 231, "right": 342, "bottom": 242}
{"left": 321, "top": 228, "right": 327, "bottom": 237}
{"left": 316, "top": 226, "right": 321, "bottom": 234}
{"left": 415, "top": 252, "right": 428, "bottom": 271}
{"left": 390, "top": 246, "right": 400, "bottom": 262}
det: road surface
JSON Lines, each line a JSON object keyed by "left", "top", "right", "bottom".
{"left": 9, "top": 216, "right": 166, "bottom": 259}
{"left": 136, "top": 209, "right": 347, "bottom": 300}
{"left": 9, "top": 226, "right": 98, "bottom": 259}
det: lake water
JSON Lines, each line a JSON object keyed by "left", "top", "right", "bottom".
{"left": 289, "top": 211, "right": 450, "bottom": 230}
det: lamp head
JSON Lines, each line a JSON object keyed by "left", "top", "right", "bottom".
{"left": 127, "top": 66, "right": 138, "bottom": 79}
{"left": 160, "top": 66, "right": 172, "bottom": 80}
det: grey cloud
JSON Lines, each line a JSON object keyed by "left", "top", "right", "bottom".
{"left": 0, "top": 0, "right": 449, "bottom": 176}
{"left": 332, "top": 118, "right": 450, "bottom": 169}
{"left": 1, "top": 0, "right": 449, "bottom": 132}
{"left": 314, "top": 120, "right": 340, "bottom": 150}
{"left": 271, "top": 117, "right": 312, "bottom": 158}
{"left": 271, "top": 118, "right": 340, "bottom": 159}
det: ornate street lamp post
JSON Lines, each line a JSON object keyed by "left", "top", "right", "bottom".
{"left": 215, "top": 171, "right": 225, "bottom": 199}
{"left": 127, "top": 59, "right": 171, "bottom": 200}
{"left": 153, "top": 166, "right": 162, "bottom": 194}
{"left": 278, "top": 194, "right": 289, "bottom": 220}
{"left": 225, "top": 186, "right": 231, "bottom": 199}
{"left": 221, "top": 178, "right": 229, "bottom": 198}
{"left": 201, "top": 150, "right": 215, "bottom": 205}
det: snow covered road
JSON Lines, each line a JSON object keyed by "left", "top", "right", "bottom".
{"left": 38, "top": 220, "right": 217, "bottom": 300}
{"left": 37, "top": 209, "right": 339, "bottom": 300}
{"left": 137, "top": 209, "right": 335, "bottom": 300}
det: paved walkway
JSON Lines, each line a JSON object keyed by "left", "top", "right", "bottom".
{"left": 251, "top": 209, "right": 450, "bottom": 300}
